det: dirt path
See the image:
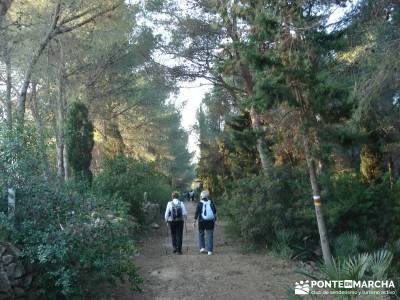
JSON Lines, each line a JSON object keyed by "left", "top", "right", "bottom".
{"left": 117, "top": 202, "right": 301, "bottom": 300}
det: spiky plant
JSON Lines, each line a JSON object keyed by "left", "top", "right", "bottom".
{"left": 369, "top": 250, "right": 393, "bottom": 280}
{"left": 334, "top": 232, "right": 367, "bottom": 259}
{"left": 298, "top": 249, "right": 394, "bottom": 299}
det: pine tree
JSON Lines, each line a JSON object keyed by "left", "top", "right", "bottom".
{"left": 65, "top": 102, "right": 94, "bottom": 183}
{"left": 242, "top": 0, "right": 355, "bottom": 264}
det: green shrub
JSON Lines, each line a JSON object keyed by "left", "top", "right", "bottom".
{"left": 333, "top": 232, "right": 367, "bottom": 259}
{"left": 0, "top": 180, "right": 141, "bottom": 299}
{"left": 221, "top": 168, "right": 318, "bottom": 255}
{"left": 0, "top": 127, "right": 141, "bottom": 299}
{"left": 221, "top": 174, "right": 282, "bottom": 245}
{"left": 322, "top": 172, "right": 400, "bottom": 248}
{"left": 270, "top": 229, "right": 295, "bottom": 260}
{"left": 221, "top": 166, "right": 400, "bottom": 263}
{"left": 94, "top": 154, "right": 170, "bottom": 223}
{"left": 0, "top": 126, "right": 44, "bottom": 188}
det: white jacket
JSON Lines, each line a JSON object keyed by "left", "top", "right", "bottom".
{"left": 164, "top": 198, "right": 187, "bottom": 222}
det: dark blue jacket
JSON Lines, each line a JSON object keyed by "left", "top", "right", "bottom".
{"left": 194, "top": 199, "right": 216, "bottom": 230}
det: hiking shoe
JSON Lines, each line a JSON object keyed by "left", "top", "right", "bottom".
{"left": 207, "top": 251, "right": 213, "bottom": 255}
{"left": 200, "top": 248, "right": 207, "bottom": 254}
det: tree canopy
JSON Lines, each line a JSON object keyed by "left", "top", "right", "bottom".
{"left": 0, "top": 0, "right": 399, "bottom": 298}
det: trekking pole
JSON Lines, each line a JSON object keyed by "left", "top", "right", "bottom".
{"left": 165, "top": 222, "right": 169, "bottom": 255}
{"left": 184, "top": 220, "right": 189, "bottom": 253}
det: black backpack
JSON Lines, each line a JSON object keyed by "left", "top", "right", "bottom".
{"left": 171, "top": 201, "right": 183, "bottom": 221}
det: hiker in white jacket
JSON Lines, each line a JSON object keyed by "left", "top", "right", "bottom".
{"left": 164, "top": 192, "right": 187, "bottom": 254}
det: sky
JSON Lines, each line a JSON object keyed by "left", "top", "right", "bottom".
{"left": 172, "top": 79, "right": 211, "bottom": 163}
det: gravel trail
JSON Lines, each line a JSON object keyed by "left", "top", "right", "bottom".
{"left": 116, "top": 202, "right": 301, "bottom": 300}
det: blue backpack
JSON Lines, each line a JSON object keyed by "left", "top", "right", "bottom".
{"left": 201, "top": 200, "right": 215, "bottom": 221}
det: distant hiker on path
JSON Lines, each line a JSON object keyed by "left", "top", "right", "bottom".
{"left": 165, "top": 191, "right": 187, "bottom": 254}
{"left": 189, "top": 190, "right": 195, "bottom": 202}
{"left": 193, "top": 190, "right": 216, "bottom": 255}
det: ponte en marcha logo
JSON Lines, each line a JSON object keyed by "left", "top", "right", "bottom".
{"left": 295, "top": 280, "right": 396, "bottom": 296}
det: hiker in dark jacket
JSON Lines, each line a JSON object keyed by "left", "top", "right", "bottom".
{"left": 165, "top": 191, "right": 187, "bottom": 254}
{"left": 193, "top": 190, "right": 216, "bottom": 255}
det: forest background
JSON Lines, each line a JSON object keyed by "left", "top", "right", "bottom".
{"left": 0, "top": 0, "right": 399, "bottom": 298}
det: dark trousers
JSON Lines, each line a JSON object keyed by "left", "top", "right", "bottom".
{"left": 169, "top": 221, "right": 184, "bottom": 252}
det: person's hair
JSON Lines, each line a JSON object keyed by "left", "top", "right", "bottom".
{"left": 200, "top": 190, "right": 209, "bottom": 199}
{"left": 172, "top": 191, "right": 180, "bottom": 199}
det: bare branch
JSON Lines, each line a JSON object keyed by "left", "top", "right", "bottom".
{"left": 55, "top": 3, "right": 121, "bottom": 35}
{"left": 59, "top": 6, "right": 97, "bottom": 25}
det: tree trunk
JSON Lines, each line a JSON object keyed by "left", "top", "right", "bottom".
{"left": 249, "top": 106, "right": 272, "bottom": 177}
{"left": 220, "top": 5, "right": 273, "bottom": 179}
{"left": 303, "top": 133, "right": 332, "bottom": 265}
{"left": 15, "top": 1, "right": 118, "bottom": 128}
{"left": 4, "top": 47, "right": 12, "bottom": 129}
{"left": 63, "top": 143, "right": 70, "bottom": 180}
{"left": 7, "top": 187, "right": 15, "bottom": 218}
{"left": 17, "top": 35, "right": 55, "bottom": 127}
{"left": 279, "top": 3, "right": 332, "bottom": 264}
{"left": 292, "top": 81, "right": 332, "bottom": 264}
{"left": 56, "top": 139, "right": 64, "bottom": 177}
{"left": 55, "top": 64, "right": 66, "bottom": 178}
{"left": 16, "top": 1, "right": 61, "bottom": 128}
{"left": 239, "top": 63, "right": 273, "bottom": 178}
{"left": 30, "top": 82, "right": 51, "bottom": 181}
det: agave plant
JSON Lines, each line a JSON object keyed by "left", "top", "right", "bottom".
{"left": 384, "top": 239, "right": 400, "bottom": 257}
{"left": 323, "top": 250, "right": 393, "bottom": 281}
{"left": 297, "top": 249, "right": 394, "bottom": 299}
{"left": 369, "top": 250, "right": 393, "bottom": 280}
{"left": 342, "top": 253, "right": 371, "bottom": 281}
{"left": 270, "top": 228, "right": 295, "bottom": 260}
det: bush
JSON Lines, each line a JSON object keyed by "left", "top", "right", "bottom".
{"left": 221, "top": 165, "right": 400, "bottom": 266}
{"left": 1, "top": 180, "right": 141, "bottom": 299}
{"left": 221, "top": 167, "right": 319, "bottom": 256}
{"left": 322, "top": 172, "right": 400, "bottom": 248}
{"left": 94, "top": 154, "right": 170, "bottom": 223}
{"left": 0, "top": 126, "right": 45, "bottom": 189}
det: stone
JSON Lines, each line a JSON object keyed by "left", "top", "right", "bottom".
{"left": 2, "top": 255, "right": 14, "bottom": 265}
{"left": 5, "top": 263, "right": 16, "bottom": 278}
{"left": 8, "top": 246, "right": 21, "bottom": 258}
{"left": 0, "top": 246, "right": 6, "bottom": 257}
{"left": 0, "top": 271, "right": 11, "bottom": 292}
{"left": 14, "top": 265, "right": 25, "bottom": 278}
{"left": 11, "top": 279, "right": 22, "bottom": 287}
{"left": 143, "top": 202, "right": 160, "bottom": 224}
{"left": 23, "top": 274, "right": 33, "bottom": 288}
{"left": 0, "top": 293, "right": 10, "bottom": 300}
{"left": 13, "top": 287, "right": 25, "bottom": 297}
{"left": 150, "top": 223, "right": 160, "bottom": 229}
